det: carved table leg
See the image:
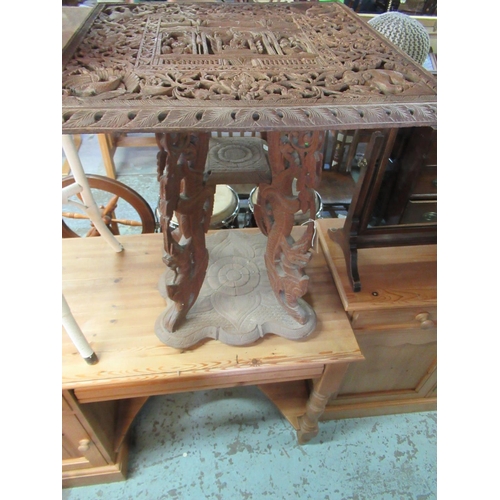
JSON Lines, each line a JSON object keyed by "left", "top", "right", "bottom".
{"left": 155, "top": 132, "right": 214, "bottom": 333}
{"left": 297, "top": 363, "right": 349, "bottom": 444}
{"left": 253, "top": 130, "right": 325, "bottom": 325}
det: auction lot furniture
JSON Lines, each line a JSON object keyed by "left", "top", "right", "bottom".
{"left": 62, "top": 1, "right": 437, "bottom": 345}
{"left": 62, "top": 1, "right": 437, "bottom": 486}
{"left": 62, "top": 230, "right": 363, "bottom": 486}
{"left": 256, "top": 218, "right": 436, "bottom": 425}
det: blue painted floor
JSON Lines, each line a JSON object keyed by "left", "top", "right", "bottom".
{"left": 63, "top": 386, "right": 437, "bottom": 500}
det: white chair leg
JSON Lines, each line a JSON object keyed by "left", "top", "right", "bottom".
{"left": 62, "top": 294, "right": 98, "bottom": 365}
{"left": 62, "top": 134, "right": 123, "bottom": 253}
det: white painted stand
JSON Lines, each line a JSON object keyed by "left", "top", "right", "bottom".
{"left": 62, "top": 135, "right": 124, "bottom": 252}
{"left": 62, "top": 295, "right": 98, "bottom": 365}
{"left": 62, "top": 134, "right": 124, "bottom": 364}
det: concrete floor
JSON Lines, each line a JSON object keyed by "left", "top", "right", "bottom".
{"left": 62, "top": 387, "right": 437, "bottom": 500}
{"left": 62, "top": 135, "right": 437, "bottom": 499}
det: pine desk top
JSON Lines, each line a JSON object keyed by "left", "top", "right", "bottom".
{"left": 62, "top": 229, "right": 362, "bottom": 404}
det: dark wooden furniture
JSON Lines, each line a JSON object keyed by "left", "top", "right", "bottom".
{"left": 328, "top": 125, "right": 437, "bottom": 291}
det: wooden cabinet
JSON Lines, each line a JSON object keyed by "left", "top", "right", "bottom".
{"left": 317, "top": 218, "right": 437, "bottom": 419}
{"left": 62, "top": 391, "right": 130, "bottom": 488}
{"left": 339, "top": 313, "right": 437, "bottom": 396}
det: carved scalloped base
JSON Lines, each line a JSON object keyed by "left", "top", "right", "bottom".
{"left": 155, "top": 231, "right": 316, "bottom": 348}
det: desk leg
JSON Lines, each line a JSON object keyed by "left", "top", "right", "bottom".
{"left": 255, "top": 131, "right": 325, "bottom": 324}
{"left": 297, "top": 363, "right": 349, "bottom": 444}
{"left": 155, "top": 132, "right": 214, "bottom": 332}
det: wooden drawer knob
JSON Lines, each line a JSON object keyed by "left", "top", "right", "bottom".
{"left": 415, "top": 312, "right": 435, "bottom": 329}
{"left": 78, "top": 439, "right": 90, "bottom": 453}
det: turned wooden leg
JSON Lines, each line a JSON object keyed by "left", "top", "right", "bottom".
{"left": 155, "top": 132, "right": 214, "bottom": 332}
{"left": 253, "top": 130, "right": 325, "bottom": 324}
{"left": 297, "top": 363, "right": 349, "bottom": 444}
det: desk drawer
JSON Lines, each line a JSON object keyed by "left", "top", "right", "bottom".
{"left": 351, "top": 307, "right": 437, "bottom": 331}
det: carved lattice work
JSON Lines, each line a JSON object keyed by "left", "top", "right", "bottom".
{"left": 156, "top": 132, "right": 214, "bottom": 332}
{"left": 62, "top": 2, "right": 437, "bottom": 133}
{"left": 254, "top": 130, "right": 325, "bottom": 324}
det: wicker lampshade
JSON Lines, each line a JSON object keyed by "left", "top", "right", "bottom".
{"left": 368, "top": 12, "right": 431, "bottom": 65}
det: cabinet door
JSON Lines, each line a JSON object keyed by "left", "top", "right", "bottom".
{"left": 337, "top": 327, "right": 436, "bottom": 399}
{"left": 62, "top": 396, "right": 109, "bottom": 471}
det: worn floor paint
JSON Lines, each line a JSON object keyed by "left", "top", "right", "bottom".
{"left": 63, "top": 386, "right": 436, "bottom": 500}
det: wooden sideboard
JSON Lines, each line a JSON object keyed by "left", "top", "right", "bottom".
{"left": 62, "top": 228, "right": 363, "bottom": 487}
{"left": 316, "top": 218, "right": 437, "bottom": 419}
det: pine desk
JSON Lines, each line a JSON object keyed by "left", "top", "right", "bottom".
{"left": 62, "top": 230, "right": 363, "bottom": 486}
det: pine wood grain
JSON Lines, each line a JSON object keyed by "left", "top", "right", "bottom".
{"left": 62, "top": 444, "right": 128, "bottom": 488}
{"left": 63, "top": 229, "right": 362, "bottom": 403}
{"left": 316, "top": 218, "right": 437, "bottom": 418}
{"left": 317, "top": 218, "right": 437, "bottom": 312}
{"left": 320, "top": 396, "right": 437, "bottom": 421}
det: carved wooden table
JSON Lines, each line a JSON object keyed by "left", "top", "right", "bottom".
{"left": 62, "top": 2, "right": 437, "bottom": 346}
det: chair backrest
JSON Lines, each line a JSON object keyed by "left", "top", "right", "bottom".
{"left": 322, "top": 130, "right": 373, "bottom": 173}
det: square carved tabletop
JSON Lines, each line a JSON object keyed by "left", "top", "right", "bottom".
{"left": 62, "top": 2, "right": 437, "bottom": 134}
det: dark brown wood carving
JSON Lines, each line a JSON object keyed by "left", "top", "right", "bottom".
{"left": 156, "top": 131, "right": 214, "bottom": 332}
{"left": 62, "top": 1, "right": 438, "bottom": 337}
{"left": 62, "top": 2, "right": 437, "bottom": 134}
{"left": 253, "top": 131, "right": 325, "bottom": 324}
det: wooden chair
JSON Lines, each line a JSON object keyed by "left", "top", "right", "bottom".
{"left": 322, "top": 129, "right": 373, "bottom": 174}
{"left": 96, "top": 131, "right": 268, "bottom": 181}
{"left": 97, "top": 133, "right": 158, "bottom": 179}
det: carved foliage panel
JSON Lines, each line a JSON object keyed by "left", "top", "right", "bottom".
{"left": 62, "top": 3, "right": 437, "bottom": 132}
